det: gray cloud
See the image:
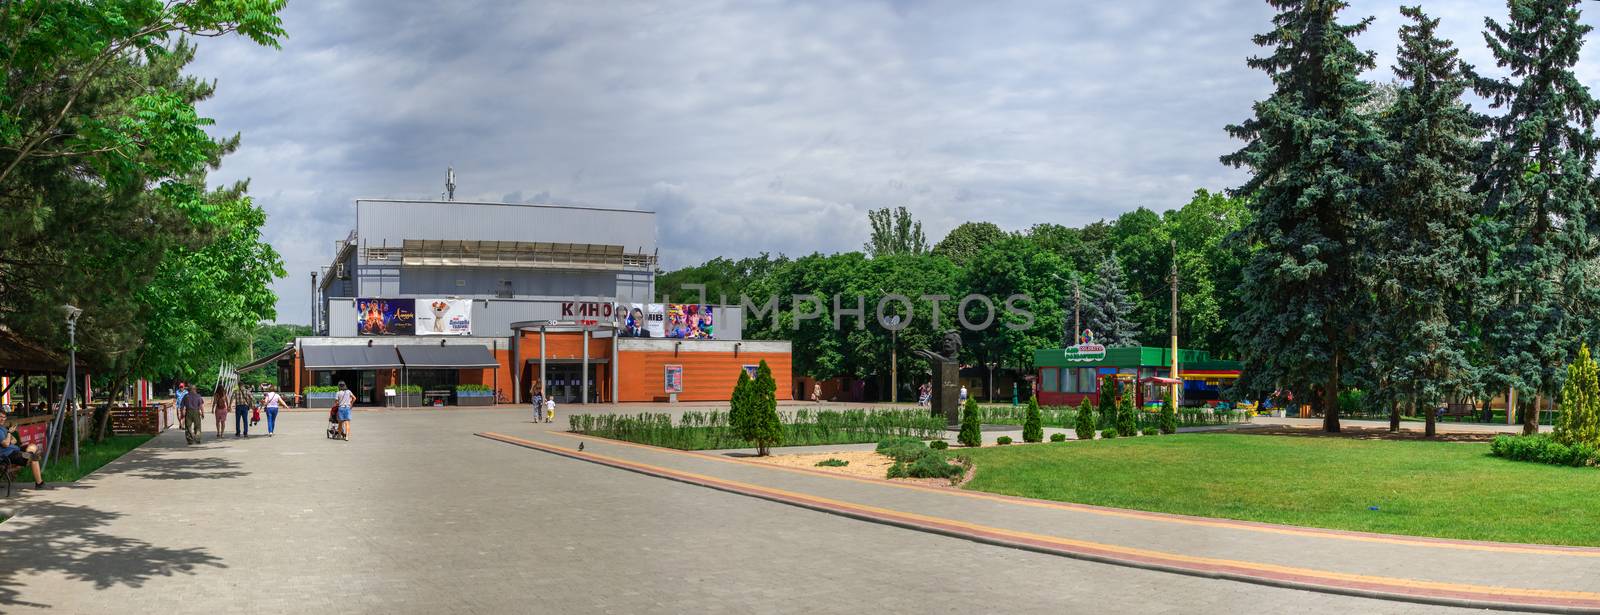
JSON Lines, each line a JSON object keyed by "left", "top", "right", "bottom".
{"left": 186, "top": 0, "right": 1596, "bottom": 324}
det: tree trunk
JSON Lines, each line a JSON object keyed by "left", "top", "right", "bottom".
{"left": 1524, "top": 392, "right": 1540, "bottom": 436}
{"left": 1323, "top": 352, "right": 1341, "bottom": 433}
{"left": 1388, "top": 398, "right": 1400, "bottom": 432}
{"left": 92, "top": 373, "right": 129, "bottom": 443}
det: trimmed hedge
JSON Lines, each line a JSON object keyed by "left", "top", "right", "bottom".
{"left": 1490, "top": 434, "right": 1599, "bottom": 468}
{"left": 1050, "top": 432, "right": 1067, "bottom": 442}
{"left": 996, "top": 435, "right": 1013, "bottom": 445}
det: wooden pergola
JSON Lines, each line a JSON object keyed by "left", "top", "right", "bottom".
{"left": 0, "top": 327, "right": 87, "bottom": 417}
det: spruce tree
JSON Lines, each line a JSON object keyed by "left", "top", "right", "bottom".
{"left": 730, "top": 368, "right": 753, "bottom": 443}
{"left": 1367, "top": 6, "right": 1482, "bottom": 439}
{"left": 1075, "top": 398, "right": 1097, "bottom": 440}
{"left": 1223, "top": 0, "right": 1390, "bottom": 432}
{"left": 1160, "top": 392, "right": 1178, "bottom": 434}
{"left": 1083, "top": 254, "right": 1142, "bottom": 347}
{"left": 1555, "top": 345, "right": 1600, "bottom": 447}
{"left": 958, "top": 397, "right": 983, "bottom": 447}
{"left": 1473, "top": 0, "right": 1600, "bottom": 435}
{"left": 1022, "top": 397, "right": 1044, "bottom": 443}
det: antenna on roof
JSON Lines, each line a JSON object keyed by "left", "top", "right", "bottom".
{"left": 445, "top": 166, "right": 457, "bottom": 201}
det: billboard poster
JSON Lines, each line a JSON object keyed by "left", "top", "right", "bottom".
{"left": 665, "top": 304, "right": 714, "bottom": 339}
{"left": 356, "top": 298, "right": 416, "bottom": 336}
{"left": 416, "top": 298, "right": 472, "bottom": 335}
{"left": 664, "top": 365, "right": 683, "bottom": 393}
{"left": 619, "top": 303, "right": 665, "bottom": 338}
{"left": 743, "top": 365, "right": 759, "bottom": 380}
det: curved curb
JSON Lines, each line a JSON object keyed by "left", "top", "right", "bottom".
{"left": 479, "top": 432, "right": 1600, "bottom": 613}
{"left": 543, "top": 430, "right": 1600, "bottom": 558}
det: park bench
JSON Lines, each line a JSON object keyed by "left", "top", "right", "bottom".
{"left": 2, "top": 457, "right": 20, "bottom": 497}
{"left": 1436, "top": 403, "right": 1476, "bottom": 422}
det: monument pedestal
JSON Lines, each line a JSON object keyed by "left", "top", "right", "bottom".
{"left": 931, "top": 361, "right": 960, "bottom": 426}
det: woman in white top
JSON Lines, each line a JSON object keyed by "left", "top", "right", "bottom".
{"left": 261, "top": 386, "right": 284, "bottom": 436}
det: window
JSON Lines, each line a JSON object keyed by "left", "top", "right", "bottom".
{"left": 1061, "top": 368, "right": 1077, "bottom": 393}
{"left": 1078, "top": 368, "right": 1097, "bottom": 393}
{"left": 1041, "top": 368, "right": 1059, "bottom": 393}
{"left": 496, "top": 279, "right": 513, "bottom": 298}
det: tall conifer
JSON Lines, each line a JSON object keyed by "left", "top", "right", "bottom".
{"left": 1084, "top": 254, "right": 1142, "bottom": 347}
{"left": 1472, "top": 0, "right": 1600, "bottom": 435}
{"left": 1223, "top": 0, "right": 1390, "bottom": 432}
{"left": 1368, "top": 6, "right": 1481, "bottom": 439}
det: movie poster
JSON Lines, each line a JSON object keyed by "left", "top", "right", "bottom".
{"left": 618, "top": 303, "right": 665, "bottom": 338}
{"left": 664, "top": 364, "right": 683, "bottom": 393}
{"left": 416, "top": 298, "right": 472, "bottom": 335}
{"left": 665, "top": 304, "right": 714, "bottom": 339}
{"left": 356, "top": 298, "right": 416, "bottom": 336}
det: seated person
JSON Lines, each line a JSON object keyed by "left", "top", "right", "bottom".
{"left": 0, "top": 409, "right": 45, "bottom": 489}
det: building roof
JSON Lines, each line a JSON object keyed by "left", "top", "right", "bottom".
{"left": 0, "top": 327, "right": 84, "bottom": 373}
{"left": 395, "top": 344, "right": 499, "bottom": 368}
{"left": 302, "top": 345, "right": 404, "bottom": 369}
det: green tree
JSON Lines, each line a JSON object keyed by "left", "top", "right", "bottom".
{"left": 1366, "top": 6, "right": 1481, "bottom": 439}
{"left": 655, "top": 254, "right": 786, "bottom": 304}
{"left": 1116, "top": 387, "right": 1139, "bottom": 437}
{"left": 1084, "top": 254, "right": 1140, "bottom": 347}
{"left": 960, "top": 234, "right": 1071, "bottom": 374}
{"left": 1029, "top": 220, "right": 1113, "bottom": 275}
{"left": 1074, "top": 398, "right": 1097, "bottom": 440}
{"left": 1168, "top": 190, "right": 1250, "bottom": 358}
{"left": 1159, "top": 392, "right": 1177, "bottom": 434}
{"left": 1022, "top": 397, "right": 1043, "bottom": 443}
{"left": 1554, "top": 345, "right": 1600, "bottom": 447}
{"left": 729, "top": 368, "right": 754, "bottom": 442}
{"left": 748, "top": 360, "right": 783, "bottom": 455}
{"left": 864, "top": 206, "right": 929, "bottom": 257}
{"left": 934, "top": 222, "right": 1008, "bottom": 267}
{"left": 957, "top": 397, "right": 982, "bottom": 447}
{"left": 1472, "top": 0, "right": 1600, "bottom": 435}
{"left": 1097, "top": 377, "right": 1119, "bottom": 431}
{"left": 1223, "top": 0, "right": 1390, "bottom": 432}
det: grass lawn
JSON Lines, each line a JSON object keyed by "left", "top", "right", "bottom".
{"left": 959, "top": 433, "right": 1600, "bottom": 546}
{"left": 38, "top": 435, "right": 153, "bottom": 483}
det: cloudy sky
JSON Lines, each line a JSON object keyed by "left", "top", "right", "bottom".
{"left": 188, "top": 0, "right": 1600, "bottom": 324}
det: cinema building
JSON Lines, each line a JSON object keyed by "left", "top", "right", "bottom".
{"left": 254, "top": 198, "right": 791, "bottom": 406}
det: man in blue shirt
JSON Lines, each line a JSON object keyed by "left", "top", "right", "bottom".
{"left": 1, "top": 408, "right": 44, "bottom": 490}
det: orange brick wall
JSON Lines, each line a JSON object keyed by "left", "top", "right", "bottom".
{"left": 519, "top": 331, "right": 610, "bottom": 361}
{"left": 617, "top": 351, "right": 792, "bottom": 402}
{"left": 457, "top": 348, "right": 513, "bottom": 401}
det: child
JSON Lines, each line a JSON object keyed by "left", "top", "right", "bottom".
{"left": 544, "top": 397, "right": 556, "bottom": 424}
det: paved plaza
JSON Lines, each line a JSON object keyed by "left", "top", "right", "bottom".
{"left": 0, "top": 407, "right": 1576, "bottom": 614}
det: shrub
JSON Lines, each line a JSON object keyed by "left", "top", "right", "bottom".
{"left": 886, "top": 461, "right": 909, "bottom": 479}
{"left": 1074, "top": 398, "right": 1096, "bottom": 441}
{"left": 996, "top": 436, "right": 1012, "bottom": 445}
{"left": 958, "top": 397, "right": 983, "bottom": 447}
{"left": 393, "top": 384, "right": 422, "bottom": 394}
{"left": 876, "top": 437, "right": 933, "bottom": 463}
{"left": 929, "top": 439, "right": 949, "bottom": 450}
{"left": 1160, "top": 393, "right": 1178, "bottom": 434}
{"left": 1142, "top": 426, "right": 1159, "bottom": 436}
{"left": 815, "top": 458, "right": 849, "bottom": 467}
{"left": 1050, "top": 432, "right": 1067, "bottom": 442}
{"left": 455, "top": 384, "right": 492, "bottom": 393}
{"left": 1338, "top": 388, "right": 1367, "bottom": 417}
{"left": 1022, "top": 398, "right": 1044, "bottom": 443}
{"left": 1097, "top": 377, "right": 1119, "bottom": 430}
{"left": 1100, "top": 428, "right": 1118, "bottom": 440}
{"left": 889, "top": 452, "right": 964, "bottom": 480}
{"left": 1116, "top": 390, "right": 1139, "bottom": 437}
{"left": 1491, "top": 434, "right": 1599, "bottom": 467}
{"left": 1556, "top": 344, "right": 1600, "bottom": 447}
{"left": 304, "top": 385, "right": 339, "bottom": 393}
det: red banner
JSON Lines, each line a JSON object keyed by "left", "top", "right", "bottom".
{"left": 17, "top": 422, "right": 47, "bottom": 449}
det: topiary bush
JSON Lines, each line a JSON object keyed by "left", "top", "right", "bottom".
{"left": 1022, "top": 397, "right": 1043, "bottom": 443}
{"left": 929, "top": 439, "right": 949, "bottom": 450}
{"left": 996, "top": 435, "right": 1012, "bottom": 445}
{"left": 1100, "top": 428, "right": 1118, "bottom": 440}
{"left": 815, "top": 458, "right": 849, "bottom": 467}
{"left": 1050, "top": 432, "right": 1067, "bottom": 442}
{"left": 1097, "top": 377, "right": 1119, "bottom": 431}
{"left": 1160, "top": 393, "right": 1178, "bottom": 434}
{"left": 1074, "top": 398, "right": 1096, "bottom": 441}
{"left": 958, "top": 397, "right": 983, "bottom": 447}
{"left": 1490, "top": 434, "right": 1600, "bottom": 467}
{"left": 1556, "top": 344, "right": 1600, "bottom": 447}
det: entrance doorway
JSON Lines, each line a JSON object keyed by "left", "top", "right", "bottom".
{"left": 313, "top": 370, "right": 378, "bottom": 405}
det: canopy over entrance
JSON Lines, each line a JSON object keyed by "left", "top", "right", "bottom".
{"left": 396, "top": 345, "right": 499, "bottom": 369}
{"left": 302, "top": 346, "right": 403, "bottom": 370}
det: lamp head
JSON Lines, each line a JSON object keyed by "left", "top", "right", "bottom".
{"left": 62, "top": 304, "right": 82, "bottom": 322}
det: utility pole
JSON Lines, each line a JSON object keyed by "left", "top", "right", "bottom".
{"left": 310, "top": 271, "right": 319, "bottom": 334}
{"left": 1074, "top": 277, "right": 1082, "bottom": 346}
{"left": 1169, "top": 240, "right": 1179, "bottom": 407}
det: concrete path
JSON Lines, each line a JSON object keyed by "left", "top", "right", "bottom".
{"left": 0, "top": 408, "right": 1548, "bottom": 614}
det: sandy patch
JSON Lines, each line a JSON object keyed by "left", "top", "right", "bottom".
{"left": 746, "top": 450, "right": 964, "bottom": 486}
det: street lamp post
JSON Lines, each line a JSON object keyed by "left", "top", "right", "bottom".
{"left": 43, "top": 305, "right": 82, "bottom": 473}
{"left": 985, "top": 361, "right": 997, "bottom": 403}
{"left": 884, "top": 315, "right": 901, "bottom": 404}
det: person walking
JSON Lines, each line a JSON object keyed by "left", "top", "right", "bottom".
{"left": 233, "top": 390, "right": 250, "bottom": 438}
{"left": 212, "top": 386, "right": 230, "bottom": 438}
{"left": 812, "top": 382, "right": 823, "bottom": 403}
{"left": 543, "top": 396, "right": 556, "bottom": 424}
{"left": 335, "top": 381, "right": 355, "bottom": 440}
{"left": 959, "top": 385, "right": 968, "bottom": 405}
{"left": 182, "top": 385, "right": 205, "bottom": 444}
{"left": 261, "top": 387, "right": 283, "bottom": 436}
{"left": 531, "top": 389, "right": 544, "bottom": 423}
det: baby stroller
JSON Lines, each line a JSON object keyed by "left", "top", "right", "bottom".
{"left": 326, "top": 405, "right": 346, "bottom": 440}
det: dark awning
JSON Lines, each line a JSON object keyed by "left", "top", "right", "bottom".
{"left": 302, "top": 345, "right": 403, "bottom": 370}
{"left": 397, "top": 345, "right": 499, "bottom": 369}
{"left": 525, "top": 357, "right": 609, "bottom": 365}
{"left": 237, "top": 344, "right": 294, "bottom": 374}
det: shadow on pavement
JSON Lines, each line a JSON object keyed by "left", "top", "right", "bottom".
{"left": 0, "top": 500, "right": 226, "bottom": 609}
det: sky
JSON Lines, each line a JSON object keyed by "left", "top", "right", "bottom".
{"left": 187, "top": 0, "right": 1600, "bottom": 325}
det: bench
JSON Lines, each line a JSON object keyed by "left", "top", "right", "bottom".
{"left": 1436, "top": 403, "right": 1476, "bottom": 422}
{"left": 2, "top": 457, "right": 20, "bottom": 498}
